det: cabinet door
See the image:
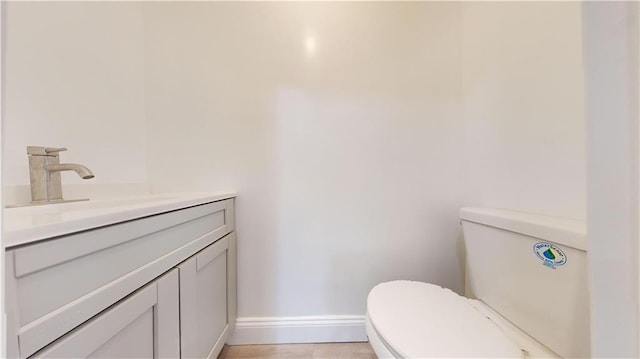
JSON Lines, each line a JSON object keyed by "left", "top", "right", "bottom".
{"left": 32, "top": 269, "right": 179, "bottom": 359}
{"left": 179, "top": 236, "right": 229, "bottom": 359}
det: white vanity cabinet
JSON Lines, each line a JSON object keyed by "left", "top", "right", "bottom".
{"left": 4, "top": 195, "right": 237, "bottom": 359}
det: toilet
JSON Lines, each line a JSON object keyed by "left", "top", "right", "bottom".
{"left": 366, "top": 207, "right": 589, "bottom": 358}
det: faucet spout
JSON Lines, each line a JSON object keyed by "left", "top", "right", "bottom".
{"left": 45, "top": 163, "right": 95, "bottom": 179}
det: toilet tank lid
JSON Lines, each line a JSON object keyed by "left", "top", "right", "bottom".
{"left": 459, "top": 207, "right": 587, "bottom": 251}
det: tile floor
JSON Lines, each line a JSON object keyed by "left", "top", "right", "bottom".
{"left": 218, "top": 342, "right": 377, "bottom": 359}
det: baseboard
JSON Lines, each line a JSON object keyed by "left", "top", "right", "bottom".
{"left": 227, "top": 315, "right": 368, "bottom": 345}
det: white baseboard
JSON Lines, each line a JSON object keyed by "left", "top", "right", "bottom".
{"left": 228, "top": 315, "right": 368, "bottom": 345}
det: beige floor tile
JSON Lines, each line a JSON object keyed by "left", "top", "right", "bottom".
{"left": 313, "top": 342, "right": 375, "bottom": 356}
{"left": 219, "top": 342, "right": 376, "bottom": 359}
{"left": 313, "top": 355, "right": 376, "bottom": 359}
{"left": 223, "top": 345, "right": 278, "bottom": 358}
{"left": 221, "top": 343, "right": 316, "bottom": 359}
{"left": 273, "top": 344, "right": 315, "bottom": 358}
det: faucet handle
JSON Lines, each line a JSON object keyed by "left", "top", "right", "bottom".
{"left": 45, "top": 147, "right": 67, "bottom": 154}
{"left": 27, "top": 146, "right": 67, "bottom": 156}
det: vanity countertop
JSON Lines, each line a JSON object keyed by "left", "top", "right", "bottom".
{"left": 3, "top": 192, "right": 236, "bottom": 248}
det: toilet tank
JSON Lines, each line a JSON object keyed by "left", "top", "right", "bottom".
{"left": 460, "top": 207, "right": 589, "bottom": 358}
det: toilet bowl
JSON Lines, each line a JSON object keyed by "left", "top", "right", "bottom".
{"left": 366, "top": 207, "right": 589, "bottom": 358}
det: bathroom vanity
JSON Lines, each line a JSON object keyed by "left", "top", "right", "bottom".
{"left": 4, "top": 192, "right": 237, "bottom": 359}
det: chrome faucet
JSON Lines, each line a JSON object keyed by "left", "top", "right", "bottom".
{"left": 27, "top": 146, "right": 94, "bottom": 204}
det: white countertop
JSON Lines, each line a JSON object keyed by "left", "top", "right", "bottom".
{"left": 3, "top": 192, "right": 236, "bottom": 248}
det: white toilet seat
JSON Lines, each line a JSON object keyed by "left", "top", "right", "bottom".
{"left": 366, "top": 281, "right": 555, "bottom": 359}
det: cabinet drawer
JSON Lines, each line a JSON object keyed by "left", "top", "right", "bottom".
{"left": 7, "top": 198, "right": 234, "bottom": 358}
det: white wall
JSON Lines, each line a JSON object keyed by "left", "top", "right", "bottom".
{"left": 1, "top": 0, "right": 594, "bottom": 347}
{"left": 3, "top": 2, "right": 147, "bottom": 204}
{"left": 461, "top": 2, "right": 586, "bottom": 220}
{"left": 142, "top": 2, "right": 465, "bottom": 337}
{"left": 583, "top": 2, "right": 639, "bottom": 356}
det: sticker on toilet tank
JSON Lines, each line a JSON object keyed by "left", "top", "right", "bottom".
{"left": 533, "top": 242, "right": 567, "bottom": 269}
